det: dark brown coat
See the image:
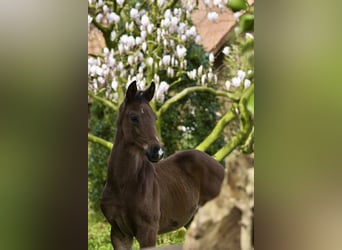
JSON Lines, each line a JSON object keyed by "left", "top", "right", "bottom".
{"left": 100, "top": 81, "right": 224, "bottom": 249}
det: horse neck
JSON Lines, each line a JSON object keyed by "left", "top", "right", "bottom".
{"left": 107, "top": 129, "right": 145, "bottom": 183}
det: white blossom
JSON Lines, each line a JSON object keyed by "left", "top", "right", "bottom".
{"left": 237, "top": 70, "right": 246, "bottom": 81}
{"left": 201, "top": 74, "right": 206, "bottom": 85}
{"left": 164, "top": 9, "right": 172, "bottom": 19}
{"left": 103, "top": 5, "right": 109, "bottom": 13}
{"left": 118, "top": 43, "right": 124, "bottom": 54}
{"left": 147, "top": 24, "right": 153, "bottom": 34}
{"left": 146, "top": 57, "right": 153, "bottom": 67}
{"left": 130, "top": 8, "right": 139, "bottom": 19}
{"left": 225, "top": 80, "right": 231, "bottom": 90}
{"left": 162, "top": 55, "right": 171, "bottom": 66}
{"left": 214, "top": 75, "right": 218, "bottom": 84}
{"left": 111, "top": 79, "right": 118, "bottom": 91}
{"left": 246, "top": 33, "right": 254, "bottom": 40}
{"left": 186, "top": 26, "right": 197, "bottom": 38}
{"left": 156, "top": 81, "right": 169, "bottom": 102}
{"left": 167, "top": 67, "right": 174, "bottom": 77}
{"left": 97, "top": 76, "right": 105, "bottom": 85}
{"left": 138, "top": 66, "right": 144, "bottom": 73}
{"left": 107, "top": 12, "right": 120, "bottom": 23}
{"left": 187, "top": 69, "right": 197, "bottom": 80}
{"left": 135, "top": 36, "right": 142, "bottom": 45}
{"left": 141, "top": 30, "right": 147, "bottom": 40}
{"left": 110, "top": 30, "right": 116, "bottom": 41}
{"left": 141, "top": 14, "right": 150, "bottom": 27}
{"left": 232, "top": 77, "right": 241, "bottom": 87}
{"left": 116, "top": 0, "right": 124, "bottom": 7}
{"left": 176, "top": 45, "right": 187, "bottom": 58}
{"left": 158, "top": 0, "right": 166, "bottom": 7}
{"left": 222, "top": 46, "right": 230, "bottom": 56}
{"left": 154, "top": 74, "right": 160, "bottom": 84}
{"left": 127, "top": 55, "right": 134, "bottom": 65}
{"left": 128, "top": 22, "right": 134, "bottom": 32}
{"left": 244, "top": 79, "right": 251, "bottom": 89}
{"left": 209, "top": 53, "right": 215, "bottom": 63}
{"left": 117, "top": 62, "right": 124, "bottom": 71}
{"left": 161, "top": 18, "right": 170, "bottom": 28}
{"left": 233, "top": 12, "right": 242, "bottom": 20}
{"left": 142, "top": 42, "right": 147, "bottom": 52}
{"left": 170, "top": 16, "right": 179, "bottom": 30}
{"left": 198, "top": 65, "right": 203, "bottom": 76}
{"left": 137, "top": 80, "right": 146, "bottom": 90}
{"left": 213, "top": 0, "right": 221, "bottom": 6}
{"left": 108, "top": 56, "right": 116, "bottom": 67}
{"left": 207, "top": 12, "right": 218, "bottom": 22}
{"left": 95, "top": 13, "right": 103, "bottom": 23}
{"left": 113, "top": 92, "right": 118, "bottom": 101}
{"left": 181, "top": 35, "right": 187, "bottom": 42}
{"left": 103, "top": 47, "right": 109, "bottom": 56}
{"left": 96, "top": 67, "right": 103, "bottom": 76}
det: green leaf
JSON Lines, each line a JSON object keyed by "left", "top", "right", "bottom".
{"left": 247, "top": 92, "right": 254, "bottom": 115}
{"left": 226, "top": 0, "right": 249, "bottom": 12}
{"left": 239, "top": 14, "right": 254, "bottom": 33}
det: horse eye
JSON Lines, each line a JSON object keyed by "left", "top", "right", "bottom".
{"left": 130, "top": 114, "right": 139, "bottom": 123}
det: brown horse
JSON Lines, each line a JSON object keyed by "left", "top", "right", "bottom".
{"left": 100, "top": 81, "right": 224, "bottom": 249}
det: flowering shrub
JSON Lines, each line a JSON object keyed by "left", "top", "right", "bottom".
{"left": 88, "top": 0, "right": 218, "bottom": 104}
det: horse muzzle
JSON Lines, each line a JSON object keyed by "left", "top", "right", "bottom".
{"left": 146, "top": 145, "right": 164, "bottom": 162}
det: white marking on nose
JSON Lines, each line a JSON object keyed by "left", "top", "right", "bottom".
{"left": 155, "top": 136, "right": 160, "bottom": 143}
{"left": 158, "top": 148, "right": 164, "bottom": 157}
{"left": 141, "top": 108, "right": 144, "bottom": 114}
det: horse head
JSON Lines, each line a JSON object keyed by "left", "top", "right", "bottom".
{"left": 118, "top": 80, "right": 164, "bottom": 162}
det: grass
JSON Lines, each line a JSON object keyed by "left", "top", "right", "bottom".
{"left": 88, "top": 209, "right": 186, "bottom": 249}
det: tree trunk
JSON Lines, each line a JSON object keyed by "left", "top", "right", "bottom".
{"left": 183, "top": 151, "right": 254, "bottom": 250}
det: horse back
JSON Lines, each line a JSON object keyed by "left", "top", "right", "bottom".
{"left": 155, "top": 150, "right": 224, "bottom": 232}
{"left": 162, "top": 150, "right": 225, "bottom": 204}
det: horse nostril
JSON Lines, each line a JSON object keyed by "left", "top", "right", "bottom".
{"left": 146, "top": 145, "right": 164, "bottom": 162}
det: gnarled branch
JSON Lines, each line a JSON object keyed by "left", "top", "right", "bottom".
{"left": 157, "top": 86, "right": 239, "bottom": 117}
{"left": 88, "top": 133, "right": 113, "bottom": 150}
{"left": 88, "top": 91, "right": 118, "bottom": 112}
{"left": 196, "top": 110, "right": 236, "bottom": 152}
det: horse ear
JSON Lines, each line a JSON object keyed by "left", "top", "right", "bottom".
{"left": 126, "top": 80, "right": 137, "bottom": 101}
{"left": 144, "top": 82, "right": 155, "bottom": 102}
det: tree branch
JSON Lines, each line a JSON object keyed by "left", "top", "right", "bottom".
{"left": 157, "top": 86, "right": 239, "bottom": 117}
{"left": 196, "top": 110, "right": 236, "bottom": 152}
{"left": 88, "top": 91, "right": 118, "bottom": 112}
{"left": 88, "top": 133, "right": 113, "bottom": 150}
{"left": 91, "top": 18, "right": 109, "bottom": 35}
{"left": 213, "top": 129, "right": 246, "bottom": 162}
{"left": 241, "top": 126, "right": 254, "bottom": 154}
{"left": 213, "top": 85, "right": 254, "bottom": 161}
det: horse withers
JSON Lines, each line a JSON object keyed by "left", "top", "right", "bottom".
{"left": 100, "top": 81, "right": 225, "bottom": 249}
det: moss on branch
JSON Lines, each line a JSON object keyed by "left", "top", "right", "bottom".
{"left": 88, "top": 133, "right": 113, "bottom": 150}
{"left": 213, "top": 85, "right": 254, "bottom": 161}
{"left": 196, "top": 110, "right": 236, "bottom": 152}
{"left": 88, "top": 91, "right": 117, "bottom": 112}
{"left": 157, "top": 86, "right": 239, "bottom": 117}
